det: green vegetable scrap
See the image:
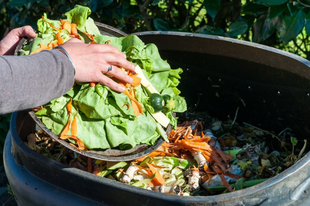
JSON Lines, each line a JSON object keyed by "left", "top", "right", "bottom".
{"left": 21, "top": 5, "right": 187, "bottom": 151}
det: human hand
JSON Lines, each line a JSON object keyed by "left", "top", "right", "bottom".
{"left": 0, "top": 26, "right": 37, "bottom": 55}
{"left": 61, "top": 38, "right": 135, "bottom": 93}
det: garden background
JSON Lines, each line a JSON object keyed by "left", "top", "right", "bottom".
{"left": 1, "top": 0, "right": 310, "bottom": 165}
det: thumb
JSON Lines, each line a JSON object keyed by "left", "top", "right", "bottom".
{"left": 18, "top": 26, "right": 37, "bottom": 38}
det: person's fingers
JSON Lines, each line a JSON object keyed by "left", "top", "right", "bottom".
{"left": 63, "top": 41, "right": 135, "bottom": 72}
{"left": 101, "top": 65, "right": 133, "bottom": 84}
{"left": 20, "top": 26, "right": 37, "bottom": 38}
{"left": 9, "top": 26, "right": 37, "bottom": 40}
{"left": 97, "top": 74, "right": 126, "bottom": 93}
{"left": 61, "top": 40, "right": 136, "bottom": 92}
{"left": 98, "top": 52, "right": 135, "bottom": 72}
{"left": 0, "top": 26, "right": 37, "bottom": 55}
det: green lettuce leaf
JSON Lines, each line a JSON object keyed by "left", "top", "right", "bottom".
{"left": 64, "top": 5, "right": 91, "bottom": 30}
{"left": 29, "top": 5, "right": 187, "bottom": 150}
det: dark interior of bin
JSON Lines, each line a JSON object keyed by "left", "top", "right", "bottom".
{"left": 137, "top": 33, "right": 310, "bottom": 148}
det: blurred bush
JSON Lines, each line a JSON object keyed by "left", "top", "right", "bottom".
{"left": 0, "top": 0, "right": 310, "bottom": 58}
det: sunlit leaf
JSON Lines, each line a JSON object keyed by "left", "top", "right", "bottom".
{"left": 203, "top": 0, "right": 220, "bottom": 19}
{"left": 278, "top": 9, "right": 305, "bottom": 44}
{"left": 254, "top": 0, "right": 288, "bottom": 6}
{"left": 153, "top": 18, "right": 170, "bottom": 31}
{"left": 228, "top": 21, "right": 248, "bottom": 37}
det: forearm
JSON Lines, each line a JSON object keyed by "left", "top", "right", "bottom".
{"left": 0, "top": 50, "right": 75, "bottom": 114}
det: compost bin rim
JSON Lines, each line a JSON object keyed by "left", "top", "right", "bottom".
{"left": 9, "top": 111, "right": 310, "bottom": 202}
{"left": 134, "top": 31, "right": 310, "bottom": 78}
{"left": 134, "top": 31, "right": 308, "bottom": 61}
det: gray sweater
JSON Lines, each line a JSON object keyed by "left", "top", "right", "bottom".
{"left": 0, "top": 49, "right": 75, "bottom": 114}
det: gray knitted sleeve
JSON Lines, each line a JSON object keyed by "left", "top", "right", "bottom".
{"left": 0, "top": 49, "right": 75, "bottom": 114}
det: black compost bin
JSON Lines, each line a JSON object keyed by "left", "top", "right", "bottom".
{"left": 4, "top": 32, "right": 310, "bottom": 206}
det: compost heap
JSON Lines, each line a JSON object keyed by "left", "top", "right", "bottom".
{"left": 19, "top": 5, "right": 186, "bottom": 151}
{"left": 28, "top": 110, "right": 307, "bottom": 196}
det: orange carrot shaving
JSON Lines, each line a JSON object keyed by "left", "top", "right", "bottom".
{"left": 51, "top": 42, "right": 58, "bottom": 48}
{"left": 122, "top": 103, "right": 130, "bottom": 110}
{"left": 67, "top": 98, "right": 73, "bottom": 113}
{"left": 60, "top": 119, "right": 71, "bottom": 138}
{"left": 60, "top": 99, "right": 73, "bottom": 137}
{"left": 71, "top": 114, "right": 78, "bottom": 136}
{"left": 191, "top": 167, "right": 199, "bottom": 171}
{"left": 174, "top": 133, "right": 182, "bottom": 143}
{"left": 123, "top": 89, "right": 143, "bottom": 115}
{"left": 84, "top": 32, "right": 97, "bottom": 44}
{"left": 146, "top": 163, "right": 166, "bottom": 186}
{"left": 56, "top": 32, "right": 64, "bottom": 45}
{"left": 203, "top": 162, "right": 209, "bottom": 172}
{"left": 129, "top": 88, "right": 135, "bottom": 97}
{"left": 60, "top": 19, "right": 71, "bottom": 33}
{"left": 140, "top": 168, "right": 155, "bottom": 187}
{"left": 129, "top": 72, "right": 141, "bottom": 87}
{"left": 71, "top": 23, "right": 79, "bottom": 38}
{"left": 181, "top": 139, "right": 211, "bottom": 151}
{"left": 59, "top": 99, "right": 86, "bottom": 151}
{"left": 42, "top": 16, "right": 62, "bottom": 33}
{"left": 131, "top": 100, "right": 141, "bottom": 116}
{"left": 90, "top": 82, "right": 96, "bottom": 87}
{"left": 201, "top": 151, "right": 212, "bottom": 163}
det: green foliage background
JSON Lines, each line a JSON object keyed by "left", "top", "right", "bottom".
{"left": 1, "top": 0, "right": 310, "bottom": 163}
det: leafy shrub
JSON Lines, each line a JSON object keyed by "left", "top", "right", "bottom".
{"left": 1, "top": 0, "right": 310, "bottom": 57}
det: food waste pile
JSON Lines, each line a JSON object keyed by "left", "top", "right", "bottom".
{"left": 21, "top": 4, "right": 308, "bottom": 196}
{"left": 27, "top": 110, "right": 307, "bottom": 196}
